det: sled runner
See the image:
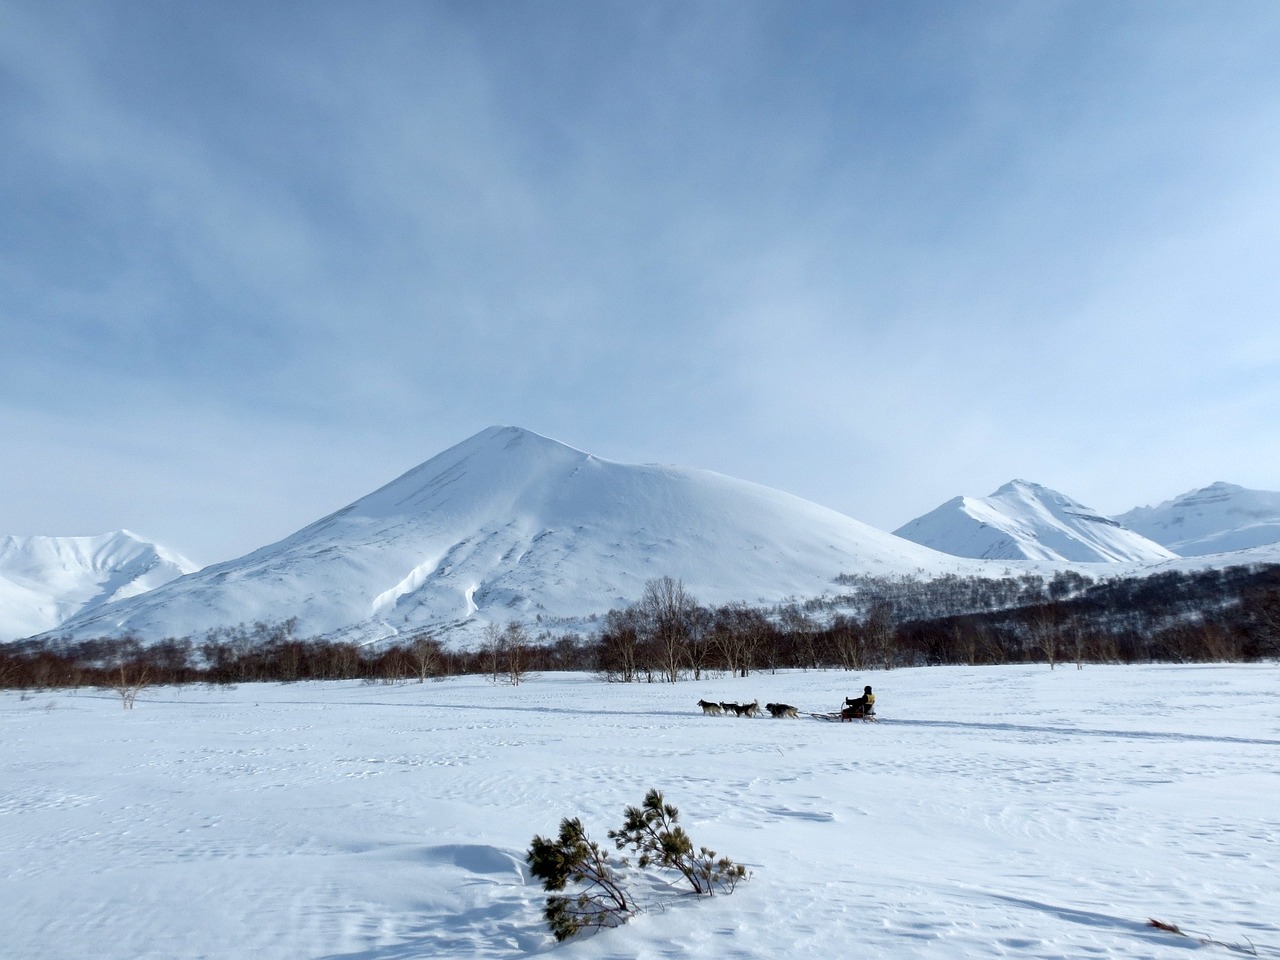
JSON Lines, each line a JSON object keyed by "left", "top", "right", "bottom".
{"left": 807, "top": 705, "right": 878, "bottom": 723}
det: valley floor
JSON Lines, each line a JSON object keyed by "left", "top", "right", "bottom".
{"left": 2, "top": 663, "right": 1278, "bottom": 959}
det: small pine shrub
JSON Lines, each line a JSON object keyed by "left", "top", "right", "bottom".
{"left": 609, "top": 788, "right": 748, "bottom": 895}
{"left": 527, "top": 790, "right": 749, "bottom": 942}
{"left": 526, "top": 817, "right": 636, "bottom": 941}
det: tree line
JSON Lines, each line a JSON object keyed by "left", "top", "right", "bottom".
{"left": 2, "top": 565, "right": 1277, "bottom": 690}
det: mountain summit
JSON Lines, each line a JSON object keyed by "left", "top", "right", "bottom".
{"left": 1115, "top": 482, "right": 1280, "bottom": 556}
{"left": 47, "top": 426, "right": 972, "bottom": 644}
{"left": 894, "top": 479, "right": 1176, "bottom": 563}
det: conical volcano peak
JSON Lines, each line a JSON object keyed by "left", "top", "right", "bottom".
{"left": 328, "top": 426, "right": 592, "bottom": 525}
{"left": 458, "top": 425, "right": 586, "bottom": 457}
{"left": 43, "top": 428, "right": 974, "bottom": 644}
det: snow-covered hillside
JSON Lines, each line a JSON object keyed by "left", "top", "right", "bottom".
{"left": 0, "top": 531, "right": 198, "bottom": 641}
{"left": 47, "top": 426, "right": 980, "bottom": 645}
{"left": 894, "top": 480, "right": 1176, "bottom": 563}
{"left": 1116, "top": 482, "right": 1280, "bottom": 556}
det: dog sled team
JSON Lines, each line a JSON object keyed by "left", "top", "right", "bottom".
{"left": 697, "top": 685, "right": 876, "bottom": 723}
{"left": 696, "top": 699, "right": 797, "bottom": 718}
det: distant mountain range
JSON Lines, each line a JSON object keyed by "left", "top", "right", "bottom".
{"left": 1115, "top": 482, "right": 1280, "bottom": 556}
{"left": 892, "top": 480, "right": 1175, "bottom": 563}
{"left": 0, "top": 532, "right": 197, "bottom": 640}
{"left": 5, "top": 428, "right": 1278, "bottom": 645}
{"left": 24, "top": 427, "right": 981, "bottom": 645}
{"left": 895, "top": 479, "right": 1280, "bottom": 563}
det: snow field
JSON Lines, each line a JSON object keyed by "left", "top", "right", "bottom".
{"left": 2, "top": 664, "right": 1277, "bottom": 959}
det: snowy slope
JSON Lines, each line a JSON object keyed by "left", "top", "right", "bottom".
{"left": 0, "top": 531, "right": 199, "bottom": 641}
{"left": 894, "top": 480, "right": 1176, "bottom": 563}
{"left": 3, "top": 664, "right": 1277, "bottom": 960}
{"left": 1116, "top": 481, "right": 1280, "bottom": 556}
{"left": 48, "top": 426, "right": 981, "bottom": 645}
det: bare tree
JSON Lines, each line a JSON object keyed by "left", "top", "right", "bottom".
{"left": 408, "top": 634, "right": 442, "bottom": 682}
{"left": 1249, "top": 584, "right": 1280, "bottom": 657}
{"left": 598, "top": 608, "right": 640, "bottom": 682}
{"left": 683, "top": 606, "right": 715, "bottom": 680}
{"left": 1065, "top": 613, "right": 1090, "bottom": 670}
{"left": 864, "top": 602, "right": 897, "bottom": 670}
{"left": 1029, "top": 606, "right": 1061, "bottom": 669}
{"left": 639, "top": 576, "right": 697, "bottom": 683}
{"left": 779, "top": 604, "right": 820, "bottom": 670}
{"left": 827, "top": 613, "right": 865, "bottom": 671}
{"left": 736, "top": 604, "right": 771, "bottom": 677}
{"left": 482, "top": 622, "right": 504, "bottom": 683}
{"left": 503, "top": 621, "right": 530, "bottom": 685}
{"left": 709, "top": 604, "right": 771, "bottom": 678}
{"left": 106, "top": 665, "right": 149, "bottom": 710}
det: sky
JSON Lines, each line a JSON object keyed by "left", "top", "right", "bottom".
{"left": 3, "top": 1, "right": 1280, "bottom": 567}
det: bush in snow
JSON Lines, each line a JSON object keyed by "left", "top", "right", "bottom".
{"left": 103, "top": 664, "right": 149, "bottom": 710}
{"left": 527, "top": 789, "right": 748, "bottom": 942}
{"left": 609, "top": 788, "right": 748, "bottom": 895}
{"left": 526, "top": 817, "right": 636, "bottom": 941}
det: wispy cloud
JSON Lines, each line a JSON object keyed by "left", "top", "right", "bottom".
{"left": 3, "top": 1, "right": 1279, "bottom": 560}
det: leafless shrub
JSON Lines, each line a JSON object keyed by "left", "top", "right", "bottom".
{"left": 1147, "top": 918, "right": 1258, "bottom": 955}
{"left": 106, "top": 665, "right": 149, "bottom": 710}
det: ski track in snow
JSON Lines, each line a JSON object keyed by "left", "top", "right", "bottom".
{"left": 2, "top": 664, "right": 1278, "bottom": 959}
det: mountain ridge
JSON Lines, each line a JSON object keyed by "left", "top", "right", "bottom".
{"left": 0, "top": 531, "right": 198, "bottom": 641}
{"left": 12, "top": 433, "right": 1280, "bottom": 644}
{"left": 1115, "top": 482, "right": 1280, "bottom": 556}
{"left": 42, "top": 426, "right": 984, "bottom": 645}
{"left": 893, "top": 479, "right": 1177, "bottom": 563}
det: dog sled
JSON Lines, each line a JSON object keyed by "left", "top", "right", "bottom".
{"left": 696, "top": 696, "right": 876, "bottom": 722}
{"left": 807, "top": 703, "right": 878, "bottom": 723}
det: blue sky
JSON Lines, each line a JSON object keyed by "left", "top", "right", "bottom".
{"left": 3, "top": 1, "right": 1279, "bottom": 565}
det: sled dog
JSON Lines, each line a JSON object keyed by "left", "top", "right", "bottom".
{"left": 766, "top": 702, "right": 798, "bottom": 718}
{"left": 697, "top": 699, "right": 724, "bottom": 716}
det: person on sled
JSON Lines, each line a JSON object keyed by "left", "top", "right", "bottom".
{"left": 842, "top": 685, "right": 875, "bottom": 721}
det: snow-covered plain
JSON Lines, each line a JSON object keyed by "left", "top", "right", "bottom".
{"left": 3, "top": 664, "right": 1277, "bottom": 960}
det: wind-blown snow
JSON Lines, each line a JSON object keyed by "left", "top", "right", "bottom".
{"left": 0, "top": 531, "right": 198, "bottom": 642}
{"left": 46, "top": 427, "right": 982, "bottom": 645}
{"left": 2, "top": 664, "right": 1276, "bottom": 959}
{"left": 1117, "top": 481, "right": 1280, "bottom": 556}
{"left": 895, "top": 480, "right": 1176, "bottom": 563}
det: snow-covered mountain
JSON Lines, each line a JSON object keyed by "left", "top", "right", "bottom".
{"left": 1115, "top": 482, "right": 1280, "bottom": 556}
{"left": 893, "top": 480, "right": 1176, "bottom": 563}
{"left": 46, "top": 426, "right": 981, "bottom": 645}
{"left": 0, "top": 531, "right": 199, "bottom": 641}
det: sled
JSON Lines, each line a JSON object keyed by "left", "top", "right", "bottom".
{"left": 807, "top": 709, "right": 878, "bottom": 723}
